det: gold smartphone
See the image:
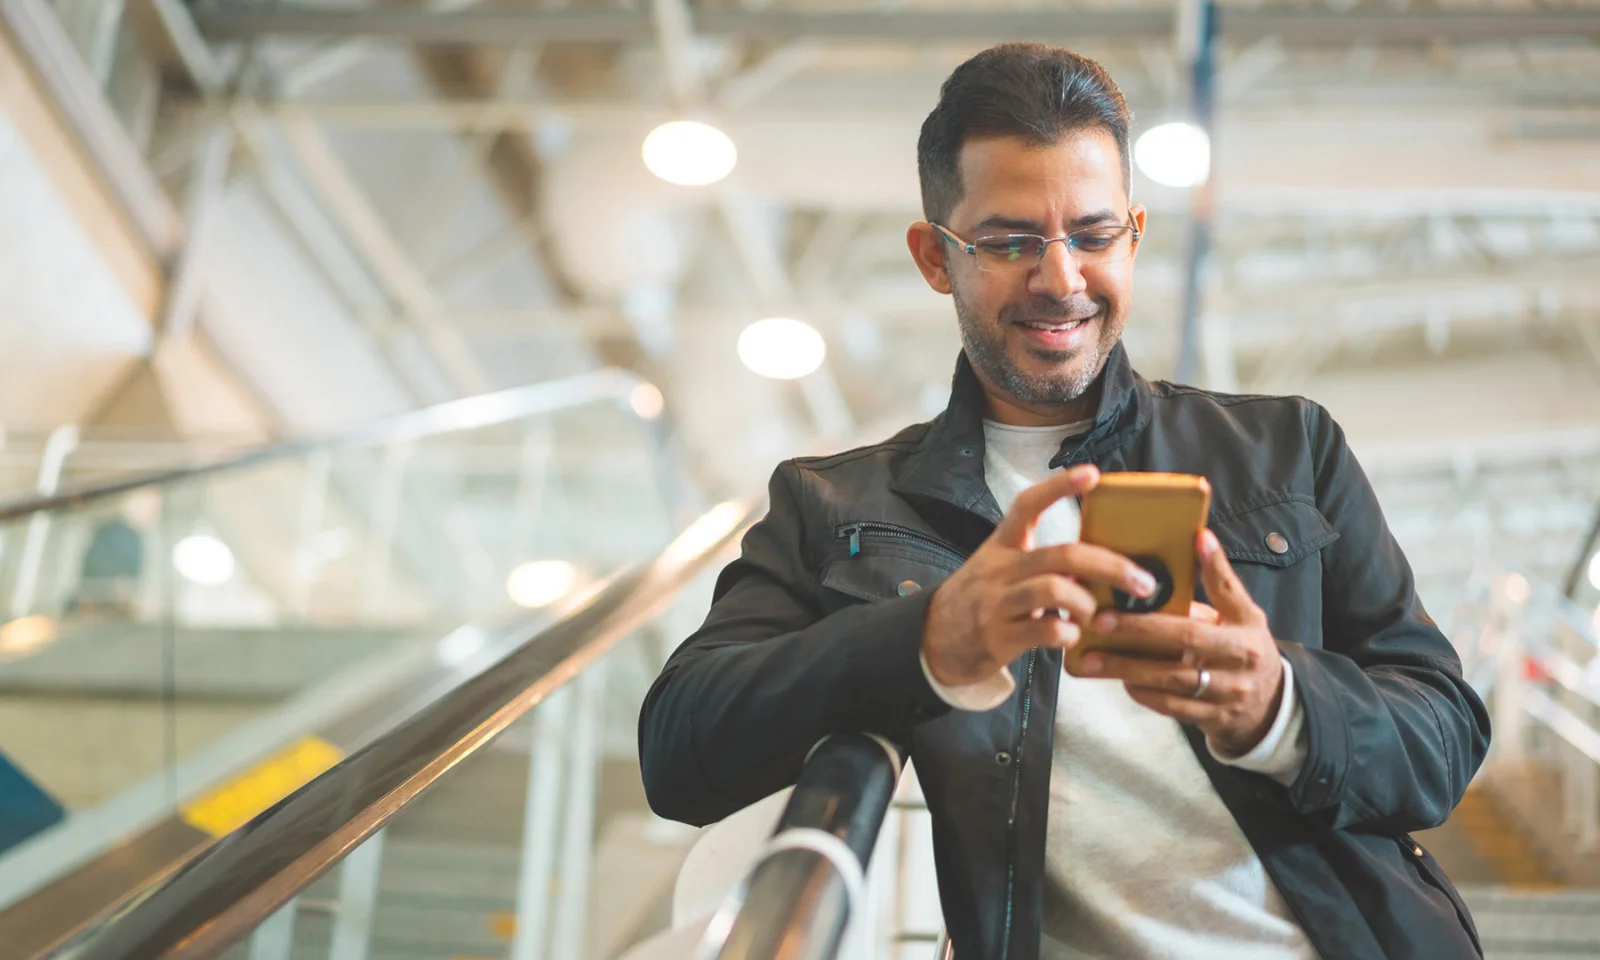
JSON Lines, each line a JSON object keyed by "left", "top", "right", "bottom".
{"left": 1067, "top": 472, "right": 1212, "bottom": 671}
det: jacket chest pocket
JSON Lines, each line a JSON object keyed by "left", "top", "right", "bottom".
{"left": 818, "top": 521, "right": 968, "bottom": 611}
{"left": 1209, "top": 497, "right": 1338, "bottom": 646}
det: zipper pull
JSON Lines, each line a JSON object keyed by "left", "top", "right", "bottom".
{"left": 845, "top": 525, "right": 862, "bottom": 557}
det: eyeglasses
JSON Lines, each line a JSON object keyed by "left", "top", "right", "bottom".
{"left": 929, "top": 215, "right": 1142, "bottom": 273}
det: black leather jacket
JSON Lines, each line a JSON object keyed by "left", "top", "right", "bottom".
{"left": 640, "top": 345, "right": 1491, "bottom": 959}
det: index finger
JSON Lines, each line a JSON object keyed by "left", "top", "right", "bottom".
{"left": 1197, "top": 529, "right": 1263, "bottom": 626}
{"left": 992, "top": 464, "right": 1100, "bottom": 549}
{"left": 1090, "top": 610, "right": 1254, "bottom": 667}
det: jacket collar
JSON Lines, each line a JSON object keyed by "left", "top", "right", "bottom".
{"left": 889, "top": 341, "right": 1151, "bottom": 524}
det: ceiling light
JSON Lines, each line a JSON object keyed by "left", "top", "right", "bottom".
{"left": 0, "top": 615, "right": 56, "bottom": 660}
{"left": 629, "top": 382, "right": 666, "bottom": 420}
{"left": 1504, "top": 573, "right": 1531, "bottom": 605}
{"left": 641, "top": 120, "right": 737, "bottom": 187}
{"left": 174, "top": 534, "right": 236, "bottom": 586}
{"left": 737, "top": 317, "right": 827, "bottom": 380}
{"left": 507, "top": 560, "right": 578, "bottom": 609}
{"left": 1134, "top": 121, "right": 1211, "bottom": 188}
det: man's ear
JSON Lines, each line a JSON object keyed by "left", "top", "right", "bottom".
{"left": 906, "top": 222, "right": 953, "bottom": 295}
{"left": 1129, "top": 205, "right": 1148, "bottom": 255}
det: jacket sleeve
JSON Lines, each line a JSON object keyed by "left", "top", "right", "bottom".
{"left": 637, "top": 461, "right": 954, "bottom": 826}
{"left": 1279, "top": 403, "right": 1491, "bottom": 834}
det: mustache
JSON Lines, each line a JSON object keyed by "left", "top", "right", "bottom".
{"left": 1000, "top": 296, "right": 1101, "bottom": 324}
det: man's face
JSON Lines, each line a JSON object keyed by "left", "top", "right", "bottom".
{"left": 921, "top": 130, "right": 1145, "bottom": 411}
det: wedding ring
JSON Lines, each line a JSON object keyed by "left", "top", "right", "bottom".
{"left": 1191, "top": 667, "right": 1211, "bottom": 699}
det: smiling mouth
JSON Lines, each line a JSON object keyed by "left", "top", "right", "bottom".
{"left": 1017, "top": 316, "right": 1093, "bottom": 333}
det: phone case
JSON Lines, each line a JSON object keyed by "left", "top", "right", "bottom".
{"left": 1069, "top": 472, "right": 1212, "bottom": 671}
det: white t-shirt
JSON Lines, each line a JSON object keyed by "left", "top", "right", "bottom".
{"left": 922, "top": 419, "right": 1317, "bottom": 959}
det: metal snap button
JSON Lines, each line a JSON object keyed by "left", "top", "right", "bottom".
{"left": 957, "top": 446, "right": 977, "bottom": 458}
{"left": 995, "top": 751, "right": 1011, "bottom": 765}
{"left": 1265, "top": 532, "right": 1290, "bottom": 554}
{"left": 897, "top": 580, "right": 922, "bottom": 597}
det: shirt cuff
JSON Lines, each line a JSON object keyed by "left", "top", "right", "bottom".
{"left": 1208, "top": 655, "right": 1307, "bottom": 787}
{"left": 919, "top": 650, "right": 1015, "bottom": 712}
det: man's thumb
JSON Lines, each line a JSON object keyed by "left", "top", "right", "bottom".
{"left": 993, "top": 464, "right": 1100, "bottom": 548}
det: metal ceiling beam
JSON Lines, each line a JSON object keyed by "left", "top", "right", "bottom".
{"left": 209, "top": 98, "right": 1600, "bottom": 146}
{"left": 124, "top": 0, "right": 225, "bottom": 95}
{"left": 274, "top": 111, "right": 493, "bottom": 397}
{"left": 0, "top": 0, "right": 183, "bottom": 260}
{"left": 190, "top": 5, "right": 1600, "bottom": 45}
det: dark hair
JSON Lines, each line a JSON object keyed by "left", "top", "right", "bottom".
{"left": 917, "top": 43, "right": 1131, "bottom": 223}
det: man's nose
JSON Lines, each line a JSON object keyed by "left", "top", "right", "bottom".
{"left": 1030, "top": 239, "right": 1088, "bottom": 299}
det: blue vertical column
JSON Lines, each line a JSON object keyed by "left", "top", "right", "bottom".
{"left": 1174, "top": 0, "right": 1218, "bottom": 386}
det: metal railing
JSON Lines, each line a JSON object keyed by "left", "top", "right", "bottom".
{"left": 48, "top": 496, "right": 760, "bottom": 959}
{"left": 0, "top": 366, "right": 687, "bottom": 631}
{"left": 1450, "top": 563, "right": 1600, "bottom": 854}
{"left": 695, "top": 734, "right": 903, "bottom": 960}
{"left": 0, "top": 368, "right": 661, "bottom": 524}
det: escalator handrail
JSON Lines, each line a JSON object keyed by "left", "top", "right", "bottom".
{"left": 0, "top": 367, "right": 652, "bottom": 523}
{"left": 55, "top": 497, "right": 760, "bottom": 960}
{"left": 696, "top": 734, "right": 902, "bottom": 960}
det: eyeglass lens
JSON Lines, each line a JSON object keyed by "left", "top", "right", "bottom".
{"left": 971, "top": 227, "right": 1135, "bottom": 270}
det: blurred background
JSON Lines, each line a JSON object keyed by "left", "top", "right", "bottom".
{"left": 2, "top": 0, "right": 1598, "bottom": 613}
{"left": 0, "top": 2, "right": 1599, "bottom": 959}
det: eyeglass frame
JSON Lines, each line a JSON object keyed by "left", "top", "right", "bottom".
{"left": 927, "top": 213, "right": 1143, "bottom": 270}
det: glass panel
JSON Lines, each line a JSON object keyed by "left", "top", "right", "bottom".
{"left": 0, "top": 389, "right": 675, "bottom": 921}
{"left": 211, "top": 587, "right": 710, "bottom": 960}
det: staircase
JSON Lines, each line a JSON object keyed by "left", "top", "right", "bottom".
{"left": 1460, "top": 888, "right": 1600, "bottom": 960}
{"left": 1417, "top": 784, "right": 1600, "bottom": 959}
{"left": 1417, "top": 785, "right": 1564, "bottom": 888}
{"left": 233, "top": 747, "right": 693, "bottom": 960}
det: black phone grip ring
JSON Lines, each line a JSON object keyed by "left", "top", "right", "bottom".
{"left": 1111, "top": 555, "right": 1174, "bottom": 614}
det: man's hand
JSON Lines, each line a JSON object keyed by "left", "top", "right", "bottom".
{"left": 922, "top": 465, "right": 1161, "bottom": 688}
{"left": 1074, "top": 529, "right": 1285, "bottom": 754}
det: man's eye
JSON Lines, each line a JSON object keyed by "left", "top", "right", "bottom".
{"left": 1073, "top": 233, "right": 1117, "bottom": 251}
{"left": 978, "top": 237, "right": 1039, "bottom": 260}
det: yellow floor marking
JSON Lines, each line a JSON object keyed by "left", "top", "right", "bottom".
{"left": 180, "top": 736, "right": 344, "bottom": 837}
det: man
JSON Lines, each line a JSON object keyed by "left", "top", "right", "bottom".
{"left": 640, "top": 43, "right": 1489, "bottom": 959}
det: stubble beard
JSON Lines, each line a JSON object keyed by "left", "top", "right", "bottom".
{"left": 952, "top": 282, "right": 1122, "bottom": 406}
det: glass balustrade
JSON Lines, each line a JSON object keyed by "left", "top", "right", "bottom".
{"left": 0, "top": 381, "right": 679, "bottom": 930}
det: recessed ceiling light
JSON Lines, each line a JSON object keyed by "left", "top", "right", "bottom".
{"left": 737, "top": 317, "right": 827, "bottom": 380}
{"left": 507, "top": 560, "right": 578, "bottom": 609}
{"left": 642, "top": 120, "right": 737, "bottom": 187}
{"left": 1134, "top": 121, "right": 1211, "bottom": 188}
{"left": 173, "top": 534, "right": 236, "bottom": 586}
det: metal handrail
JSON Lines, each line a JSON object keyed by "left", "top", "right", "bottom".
{"left": 53, "top": 497, "right": 759, "bottom": 959}
{"left": 1563, "top": 500, "right": 1600, "bottom": 601}
{"left": 0, "top": 367, "right": 653, "bottom": 523}
{"left": 696, "top": 733, "right": 903, "bottom": 960}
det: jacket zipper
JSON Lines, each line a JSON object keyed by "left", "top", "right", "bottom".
{"left": 839, "top": 521, "right": 969, "bottom": 565}
{"left": 999, "top": 647, "right": 1039, "bottom": 960}
{"left": 841, "top": 519, "right": 1032, "bottom": 956}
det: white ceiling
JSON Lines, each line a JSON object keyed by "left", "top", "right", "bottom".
{"left": 21, "top": 0, "right": 1600, "bottom": 614}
